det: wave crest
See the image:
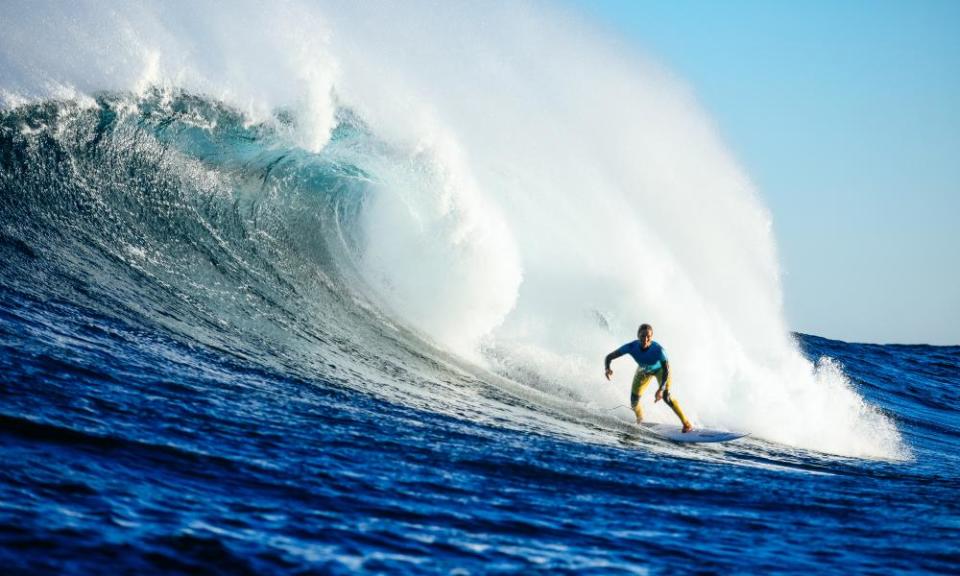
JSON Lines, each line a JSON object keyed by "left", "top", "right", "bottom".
{"left": 0, "top": 1, "right": 907, "bottom": 459}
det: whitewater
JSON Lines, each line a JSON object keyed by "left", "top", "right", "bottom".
{"left": 1, "top": 1, "right": 957, "bottom": 574}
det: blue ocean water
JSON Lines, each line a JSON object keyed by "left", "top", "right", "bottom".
{"left": 1, "top": 93, "right": 959, "bottom": 575}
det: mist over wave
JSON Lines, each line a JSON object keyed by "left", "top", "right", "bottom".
{"left": 0, "top": 0, "right": 905, "bottom": 458}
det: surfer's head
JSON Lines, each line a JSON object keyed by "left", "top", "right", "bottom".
{"left": 638, "top": 324, "right": 653, "bottom": 347}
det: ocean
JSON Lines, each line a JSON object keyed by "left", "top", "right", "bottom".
{"left": 1, "top": 2, "right": 958, "bottom": 574}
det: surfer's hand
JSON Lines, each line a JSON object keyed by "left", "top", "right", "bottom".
{"left": 654, "top": 388, "right": 663, "bottom": 403}
{"left": 604, "top": 368, "right": 612, "bottom": 381}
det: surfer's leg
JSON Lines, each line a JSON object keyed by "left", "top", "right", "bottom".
{"left": 630, "top": 370, "right": 654, "bottom": 423}
{"left": 658, "top": 369, "right": 693, "bottom": 432}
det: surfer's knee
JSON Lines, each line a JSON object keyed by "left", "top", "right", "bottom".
{"left": 630, "top": 392, "right": 640, "bottom": 408}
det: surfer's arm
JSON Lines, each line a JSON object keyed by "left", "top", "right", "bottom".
{"left": 604, "top": 349, "right": 625, "bottom": 380}
{"left": 655, "top": 361, "right": 670, "bottom": 402}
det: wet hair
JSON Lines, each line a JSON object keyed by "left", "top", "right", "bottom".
{"left": 638, "top": 323, "right": 653, "bottom": 335}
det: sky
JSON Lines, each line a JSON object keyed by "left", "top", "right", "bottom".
{"left": 568, "top": 0, "right": 960, "bottom": 345}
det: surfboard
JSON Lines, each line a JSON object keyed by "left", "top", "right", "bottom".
{"left": 641, "top": 423, "right": 748, "bottom": 443}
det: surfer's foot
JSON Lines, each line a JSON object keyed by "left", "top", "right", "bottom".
{"left": 681, "top": 423, "right": 694, "bottom": 433}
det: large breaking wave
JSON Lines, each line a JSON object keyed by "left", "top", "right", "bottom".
{"left": 0, "top": 0, "right": 905, "bottom": 458}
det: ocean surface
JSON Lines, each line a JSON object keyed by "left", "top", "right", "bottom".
{"left": 2, "top": 2, "right": 959, "bottom": 573}
{"left": 1, "top": 90, "right": 958, "bottom": 575}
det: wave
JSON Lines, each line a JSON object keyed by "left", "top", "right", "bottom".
{"left": 0, "top": 1, "right": 906, "bottom": 459}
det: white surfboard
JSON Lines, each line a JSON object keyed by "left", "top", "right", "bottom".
{"left": 641, "top": 423, "right": 748, "bottom": 443}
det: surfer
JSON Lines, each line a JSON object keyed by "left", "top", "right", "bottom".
{"left": 604, "top": 324, "right": 693, "bottom": 432}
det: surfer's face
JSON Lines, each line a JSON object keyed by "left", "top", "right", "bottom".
{"left": 638, "top": 328, "right": 653, "bottom": 348}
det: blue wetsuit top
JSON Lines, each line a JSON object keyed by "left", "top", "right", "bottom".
{"left": 617, "top": 340, "right": 668, "bottom": 373}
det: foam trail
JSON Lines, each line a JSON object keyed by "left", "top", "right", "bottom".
{"left": 0, "top": 0, "right": 905, "bottom": 458}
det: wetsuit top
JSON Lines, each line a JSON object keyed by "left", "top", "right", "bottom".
{"left": 617, "top": 340, "right": 668, "bottom": 373}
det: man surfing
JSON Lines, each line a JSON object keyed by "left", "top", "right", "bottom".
{"left": 604, "top": 323, "right": 693, "bottom": 433}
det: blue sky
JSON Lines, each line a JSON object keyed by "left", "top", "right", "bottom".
{"left": 569, "top": 0, "right": 960, "bottom": 345}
